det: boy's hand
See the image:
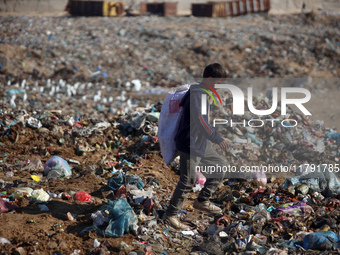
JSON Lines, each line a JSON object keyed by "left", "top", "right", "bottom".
{"left": 219, "top": 139, "right": 229, "bottom": 151}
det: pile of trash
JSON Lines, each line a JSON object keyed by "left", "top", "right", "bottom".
{"left": 1, "top": 77, "right": 340, "bottom": 254}
{"left": 1, "top": 77, "right": 167, "bottom": 122}
{"left": 0, "top": 11, "right": 340, "bottom": 255}
{"left": 0, "top": 13, "right": 339, "bottom": 86}
{"left": 211, "top": 84, "right": 340, "bottom": 178}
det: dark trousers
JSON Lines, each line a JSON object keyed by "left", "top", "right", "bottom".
{"left": 166, "top": 140, "right": 226, "bottom": 216}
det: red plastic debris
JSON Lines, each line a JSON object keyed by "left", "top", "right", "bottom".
{"left": 216, "top": 216, "right": 231, "bottom": 226}
{"left": 0, "top": 198, "right": 16, "bottom": 213}
{"left": 115, "top": 185, "right": 127, "bottom": 198}
{"left": 270, "top": 216, "right": 293, "bottom": 226}
{"left": 251, "top": 188, "right": 266, "bottom": 198}
{"left": 143, "top": 198, "right": 155, "bottom": 213}
{"left": 62, "top": 192, "right": 71, "bottom": 200}
{"left": 74, "top": 191, "right": 92, "bottom": 202}
{"left": 328, "top": 198, "right": 340, "bottom": 208}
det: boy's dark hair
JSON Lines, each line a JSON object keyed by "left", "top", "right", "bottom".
{"left": 203, "top": 63, "right": 228, "bottom": 78}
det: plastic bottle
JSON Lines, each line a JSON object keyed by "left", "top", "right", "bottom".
{"left": 0, "top": 237, "right": 11, "bottom": 244}
{"left": 254, "top": 203, "right": 271, "bottom": 221}
{"left": 244, "top": 133, "right": 263, "bottom": 146}
{"left": 302, "top": 231, "right": 338, "bottom": 250}
{"left": 256, "top": 203, "right": 267, "bottom": 212}
{"left": 315, "top": 207, "right": 326, "bottom": 216}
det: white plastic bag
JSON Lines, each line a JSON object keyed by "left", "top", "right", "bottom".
{"left": 158, "top": 84, "right": 191, "bottom": 165}
{"left": 44, "top": 156, "right": 72, "bottom": 178}
{"left": 31, "top": 189, "right": 50, "bottom": 202}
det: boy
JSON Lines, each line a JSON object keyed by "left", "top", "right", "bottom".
{"left": 164, "top": 63, "right": 229, "bottom": 230}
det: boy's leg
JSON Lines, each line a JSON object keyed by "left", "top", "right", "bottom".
{"left": 166, "top": 151, "right": 199, "bottom": 216}
{"left": 197, "top": 141, "right": 226, "bottom": 202}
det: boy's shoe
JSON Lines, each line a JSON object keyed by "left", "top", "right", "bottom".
{"left": 163, "top": 214, "right": 190, "bottom": 230}
{"left": 193, "top": 199, "right": 223, "bottom": 214}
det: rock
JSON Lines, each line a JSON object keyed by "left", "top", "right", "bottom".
{"left": 48, "top": 241, "right": 58, "bottom": 249}
{"left": 59, "top": 241, "right": 68, "bottom": 250}
{"left": 13, "top": 247, "right": 27, "bottom": 255}
{"left": 37, "top": 127, "right": 49, "bottom": 134}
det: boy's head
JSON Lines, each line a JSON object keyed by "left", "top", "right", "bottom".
{"left": 203, "top": 63, "right": 228, "bottom": 79}
{"left": 202, "top": 63, "right": 228, "bottom": 85}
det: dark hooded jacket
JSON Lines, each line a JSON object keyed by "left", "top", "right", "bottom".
{"left": 174, "top": 83, "right": 223, "bottom": 157}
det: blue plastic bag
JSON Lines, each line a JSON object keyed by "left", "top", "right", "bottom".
{"left": 302, "top": 231, "right": 338, "bottom": 250}
{"left": 6, "top": 89, "right": 26, "bottom": 95}
{"left": 80, "top": 225, "right": 103, "bottom": 236}
{"left": 279, "top": 239, "right": 302, "bottom": 250}
{"left": 101, "top": 198, "right": 137, "bottom": 237}
{"left": 284, "top": 164, "right": 340, "bottom": 194}
{"left": 325, "top": 132, "right": 340, "bottom": 143}
{"left": 105, "top": 210, "right": 136, "bottom": 237}
{"left": 126, "top": 174, "right": 145, "bottom": 189}
{"left": 242, "top": 133, "right": 263, "bottom": 146}
{"left": 101, "top": 197, "right": 131, "bottom": 219}
{"left": 107, "top": 173, "right": 124, "bottom": 191}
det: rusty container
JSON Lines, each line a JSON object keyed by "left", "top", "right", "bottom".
{"left": 263, "top": 0, "right": 270, "bottom": 11}
{"left": 231, "top": 1, "right": 240, "bottom": 16}
{"left": 226, "top": 1, "right": 233, "bottom": 16}
{"left": 145, "top": 2, "right": 163, "bottom": 15}
{"left": 70, "top": 0, "right": 102, "bottom": 16}
{"left": 192, "top": 2, "right": 230, "bottom": 18}
{"left": 140, "top": 2, "right": 177, "bottom": 17}
{"left": 245, "top": 0, "right": 254, "bottom": 13}
{"left": 211, "top": 2, "right": 227, "bottom": 18}
{"left": 140, "top": 2, "right": 147, "bottom": 14}
{"left": 251, "top": 0, "right": 258, "bottom": 12}
{"left": 192, "top": 1, "right": 266, "bottom": 18}
{"left": 69, "top": 0, "right": 124, "bottom": 16}
{"left": 254, "top": 0, "right": 270, "bottom": 12}
{"left": 192, "top": 3, "right": 213, "bottom": 17}
{"left": 238, "top": 0, "right": 247, "bottom": 15}
{"left": 259, "top": 0, "right": 265, "bottom": 11}
{"left": 102, "top": 1, "right": 124, "bottom": 16}
{"left": 163, "top": 2, "right": 177, "bottom": 17}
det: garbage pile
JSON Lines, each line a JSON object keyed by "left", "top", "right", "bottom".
{"left": 211, "top": 86, "right": 340, "bottom": 178}
{"left": 1, "top": 79, "right": 340, "bottom": 254}
{"left": 0, "top": 99, "right": 165, "bottom": 254}
{"left": 0, "top": 13, "right": 339, "bottom": 87}
{"left": 0, "top": 11, "right": 340, "bottom": 255}
{"left": 1, "top": 77, "right": 167, "bottom": 120}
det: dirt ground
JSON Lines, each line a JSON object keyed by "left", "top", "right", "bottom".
{"left": 0, "top": 86, "right": 337, "bottom": 254}
{"left": 0, "top": 11, "right": 339, "bottom": 255}
{"left": 0, "top": 122, "right": 183, "bottom": 254}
